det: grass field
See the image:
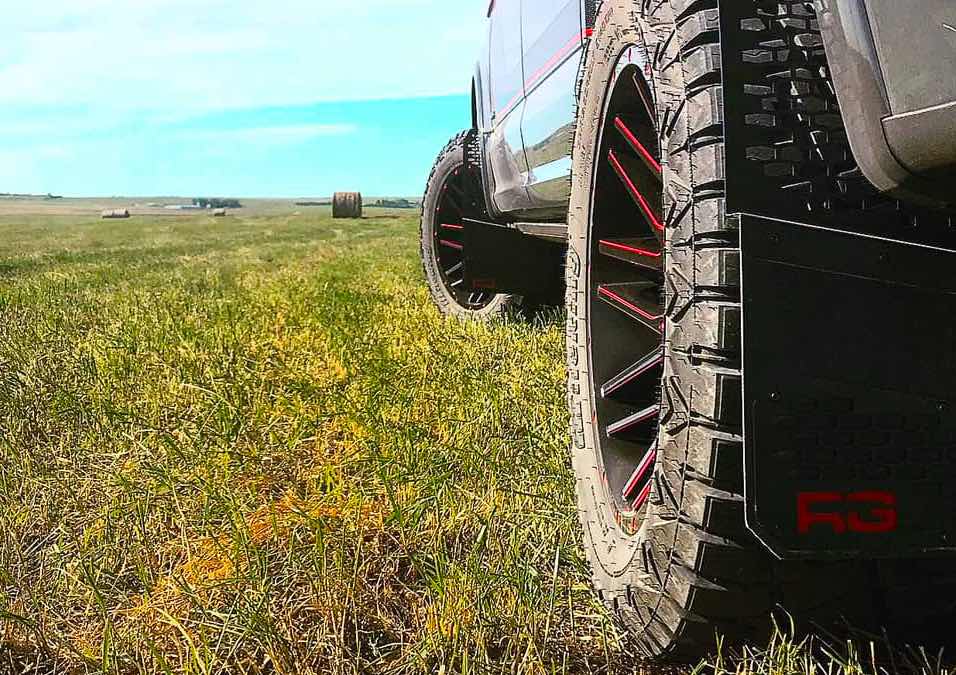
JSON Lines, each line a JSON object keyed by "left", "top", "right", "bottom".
{"left": 0, "top": 207, "right": 932, "bottom": 673}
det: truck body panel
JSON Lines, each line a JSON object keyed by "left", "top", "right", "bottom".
{"left": 481, "top": 0, "right": 589, "bottom": 218}
{"left": 486, "top": 0, "right": 530, "bottom": 212}
{"left": 519, "top": 0, "right": 584, "bottom": 216}
{"left": 814, "top": 0, "right": 956, "bottom": 206}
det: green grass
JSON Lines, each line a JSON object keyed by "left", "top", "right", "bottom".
{"left": 0, "top": 208, "right": 939, "bottom": 674}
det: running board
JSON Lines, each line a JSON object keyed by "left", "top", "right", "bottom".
{"left": 514, "top": 222, "right": 568, "bottom": 243}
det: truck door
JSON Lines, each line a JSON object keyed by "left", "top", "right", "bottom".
{"left": 519, "top": 0, "right": 587, "bottom": 216}
{"left": 485, "top": 0, "right": 531, "bottom": 214}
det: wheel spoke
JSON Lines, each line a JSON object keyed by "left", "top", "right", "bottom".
{"left": 446, "top": 180, "right": 468, "bottom": 204}
{"left": 622, "top": 445, "right": 657, "bottom": 502}
{"left": 597, "top": 282, "right": 663, "bottom": 333}
{"left": 442, "top": 188, "right": 462, "bottom": 213}
{"left": 608, "top": 149, "right": 664, "bottom": 234}
{"left": 607, "top": 404, "right": 659, "bottom": 437}
{"left": 630, "top": 478, "right": 653, "bottom": 511}
{"left": 614, "top": 116, "right": 662, "bottom": 178}
{"left": 601, "top": 350, "right": 664, "bottom": 399}
{"left": 440, "top": 222, "right": 465, "bottom": 231}
{"left": 599, "top": 237, "right": 663, "bottom": 272}
{"left": 439, "top": 239, "right": 464, "bottom": 251}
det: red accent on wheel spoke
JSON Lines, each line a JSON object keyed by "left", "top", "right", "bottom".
{"left": 599, "top": 238, "right": 663, "bottom": 272}
{"left": 439, "top": 239, "right": 463, "bottom": 251}
{"left": 633, "top": 479, "right": 653, "bottom": 511}
{"left": 441, "top": 223, "right": 464, "bottom": 231}
{"left": 601, "top": 351, "right": 664, "bottom": 399}
{"left": 608, "top": 149, "right": 664, "bottom": 232}
{"left": 607, "top": 404, "right": 660, "bottom": 437}
{"left": 598, "top": 286, "right": 662, "bottom": 323}
{"left": 599, "top": 239, "right": 660, "bottom": 259}
{"left": 614, "top": 116, "right": 662, "bottom": 176}
{"left": 623, "top": 446, "right": 657, "bottom": 501}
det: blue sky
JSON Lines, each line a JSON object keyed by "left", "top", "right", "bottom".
{"left": 0, "top": 1, "right": 486, "bottom": 197}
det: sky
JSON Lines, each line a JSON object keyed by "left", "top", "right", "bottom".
{"left": 0, "top": 1, "right": 486, "bottom": 197}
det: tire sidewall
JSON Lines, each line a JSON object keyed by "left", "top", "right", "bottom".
{"left": 567, "top": 1, "right": 659, "bottom": 588}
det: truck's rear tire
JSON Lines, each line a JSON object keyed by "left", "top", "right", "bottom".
{"left": 421, "top": 133, "right": 517, "bottom": 321}
{"left": 567, "top": 0, "right": 956, "bottom": 661}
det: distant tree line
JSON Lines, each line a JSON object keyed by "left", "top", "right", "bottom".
{"left": 0, "top": 192, "right": 62, "bottom": 199}
{"left": 193, "top": 198, "right": 242, "bottom": 209}
{"left": 369, "top": 198, "right": 419, "bottom": 209}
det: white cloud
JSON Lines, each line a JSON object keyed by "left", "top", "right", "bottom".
{"left": 0, "top": 2, "right": 483, "bottom": 196}
{"left": 0, "top": 1, "right": 486, "bottom": 113}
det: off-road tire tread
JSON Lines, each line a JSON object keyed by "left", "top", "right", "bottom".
{"left": 569, "top": 0, "right": 821, "bottom": 659}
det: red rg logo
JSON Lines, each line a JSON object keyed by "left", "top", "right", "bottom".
{"left": 797, "top": 492, "right": 897, "bottom": 534}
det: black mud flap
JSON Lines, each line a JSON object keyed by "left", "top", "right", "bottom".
{"left": 462, "top": 218, "right": 565, "bottom": 301}
{"left": 740, "top": 213, "right": 956, "bottom": 559}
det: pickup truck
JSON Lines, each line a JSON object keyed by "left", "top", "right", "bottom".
{"left": 419, "top": 0, "right": 956, "bottom": 659}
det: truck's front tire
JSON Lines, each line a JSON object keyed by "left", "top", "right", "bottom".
{"left": 568, "top": 0, "right": 956, "bottom": 661}
{"left": 566, "top": 0, "right": 780, "bottom": 659}
{"left": 421, "top": 133, "right": 517, "bottom": 321}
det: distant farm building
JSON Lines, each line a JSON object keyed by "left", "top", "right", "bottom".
{"left": 101, "top": 209, "right": 130, "bottom": 219}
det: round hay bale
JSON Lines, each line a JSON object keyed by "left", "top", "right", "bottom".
{"left": 332, "top": 192, "right": 362, "bottom": 219}
{"left": 213, "top": 208, "right": 227, "bottom": 217}
{"left": 101, "top": 209, "right": 130, "bottom": 219}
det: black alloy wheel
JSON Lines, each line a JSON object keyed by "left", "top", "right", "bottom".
{"left": 587, "top": 57, "right": 665, "bottom": 535}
